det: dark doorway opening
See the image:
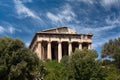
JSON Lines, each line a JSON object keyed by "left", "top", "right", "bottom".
{"left": 62, "top": 42, "right": 68, "bottom": 57}
{"left": 82, "top": 42, "right": 88, "bottom": 49}
{"left": 51, "top": 41, "right": 58, "bottom": 60}
{"left": 72, "top": 42, "right": 79, "bottom": 52}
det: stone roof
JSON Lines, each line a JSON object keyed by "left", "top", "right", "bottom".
{"left": 39, "top": 26, "right": 77, "bottom": 34}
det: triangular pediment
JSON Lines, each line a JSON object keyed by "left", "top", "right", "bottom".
{"left": 40, "top": 26, "right": 76, "bottom": 34}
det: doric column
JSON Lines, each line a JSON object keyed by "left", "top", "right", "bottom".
{"left": 47, "top": 41, "right": 51, "bottom": 60}
{"left": 88, "top": 43, "right": 92, "bottom": 49}
{"left": 58, "top": 41, "right": 62, "bottom": 62}
{"left": 37, "top": 41, "right": 42, "bottom": 59}
{"left": 68, "top": 42, "right": 72, "bottom": 56}
{"left": 79, "top": 42, "right": 82, "bottom": 50}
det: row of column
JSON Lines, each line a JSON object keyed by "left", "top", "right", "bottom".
{"left": 37, "top": 41, "right": 91, "bottom": 62}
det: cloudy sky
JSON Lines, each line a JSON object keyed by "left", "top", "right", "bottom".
{"left": 0, "top": 0, "right": 120, "bottom": 58}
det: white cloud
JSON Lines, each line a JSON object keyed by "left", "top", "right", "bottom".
{"left": 101, "top": 0, "right": 120, "bottom": 8}
{"left": 47, "top": 12, "right": 59, "bottom": 23}
{"left": 0, "top": 25, "right": 21, "bottom": 34}
{"left": 67, "top": 0, "right": 120, "bottom": 9}
{"left": 68, "top": 0, "right": 120, "bottom": 6}
{"left": 105, "top": 16, "right": 120, "bottom": 25}
{"left": 8, "top": 27, "right": 16, "bottom": 34}
{"left": 21, "top": 0, "right": 32, "bottom": 3}
{"left": 71, "top": 14, "right": 120, "bottom": 35}
{"left": 46, "top": 4, "right": 77, "bottom": 24}
{"left": 0, "top": 26, "right": 14, "bottom": 34}
{"left": 13, "top": 0, "right": 41, "bottom": 21}
{"left": 0, "top": 26, "right": 5, "bottom": 33}
{"left": 102, "top": 0, "right": 119, "bottom": 5}
{"left": 67, "top": 0, "right": 96, "bottom": 5}
{"left": 80, "top": 25, "right": 119, "bottom": 34}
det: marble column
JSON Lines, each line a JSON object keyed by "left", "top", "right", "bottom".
{"left": 37, "top": 41, "right": 42, "bottom": 59}
{"left": 79, "top": 42, "right": 82, "bottom": 50}
{"left": 58, "top": 41, "right": 62, "bottom": 62}
{"left": 47, "top": 41, "right": 51, "bottom": 60}
{"left": 88, "top": 43, "right": 91, "bottom": 49}
{"left": 68, "top": 42, "right": 72, "bottom": 56}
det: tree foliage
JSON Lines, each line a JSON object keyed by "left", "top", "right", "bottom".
{"left": 101, "top": 38, "right": 120, "bottom": 57}
{"left": 44, "top": 60, "right": 67, "bottom": 80}
{"left": 101, "top": 37, "right": 120, "bottom": 80}
{"left": 101, "top": 38, "right": 120, "bottom": 69}
{"left": 0, "top": 37, "right": 47, "bottom": 80}
{"left": 64, "top": 49, "right": 107, "bottom": 80}
{"left": 105, "top": 64, "right": 120, "bottom": 80}
{"left": 44, "top": 49, "right": 108, "bottom": 80}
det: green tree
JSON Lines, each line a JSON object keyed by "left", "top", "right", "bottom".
{"left": 105, "top": 64, "right": 120, "bottom": 80}
{"left": 0, "top": 37, "right": 47, "bottom": 80}
{"left": 44, "top": 60, "right": 67, "bottom": 80}
{"left": 101, "top": 38, "right": 120, "bottom": 80}
{"left": 61, "top": 49, "right": 107, "bottom": 80}
{"left": 101, "top": 38, "right": 120, "bottom": 69}
{"left": 101, "top": 38, "right": 120, "bottom": 57}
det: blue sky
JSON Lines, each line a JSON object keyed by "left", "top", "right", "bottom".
{"left": 0, "top": 0, "right": 120, "bottom": 58}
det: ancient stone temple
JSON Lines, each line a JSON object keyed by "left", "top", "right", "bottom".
{"left": 29, "top": 27, "right": 93, "bottom": 61}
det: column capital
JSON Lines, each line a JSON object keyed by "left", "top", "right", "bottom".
{"left": 68, "top": 41, "right": 72, "bottom": 44}
{"left": 58, "top": 41, "right": 62, "bottom": 44}
{"left": 37, "top": 41, "right": 42, "bottom": 43}
{"left": 78, "top": 42, "right": 82, "bottom": 44}
{"left": 47, "top": 41, "right": 51, "bottom": 43}
{"left": 89, "top": 43, "right": 92, "bottom": 44}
